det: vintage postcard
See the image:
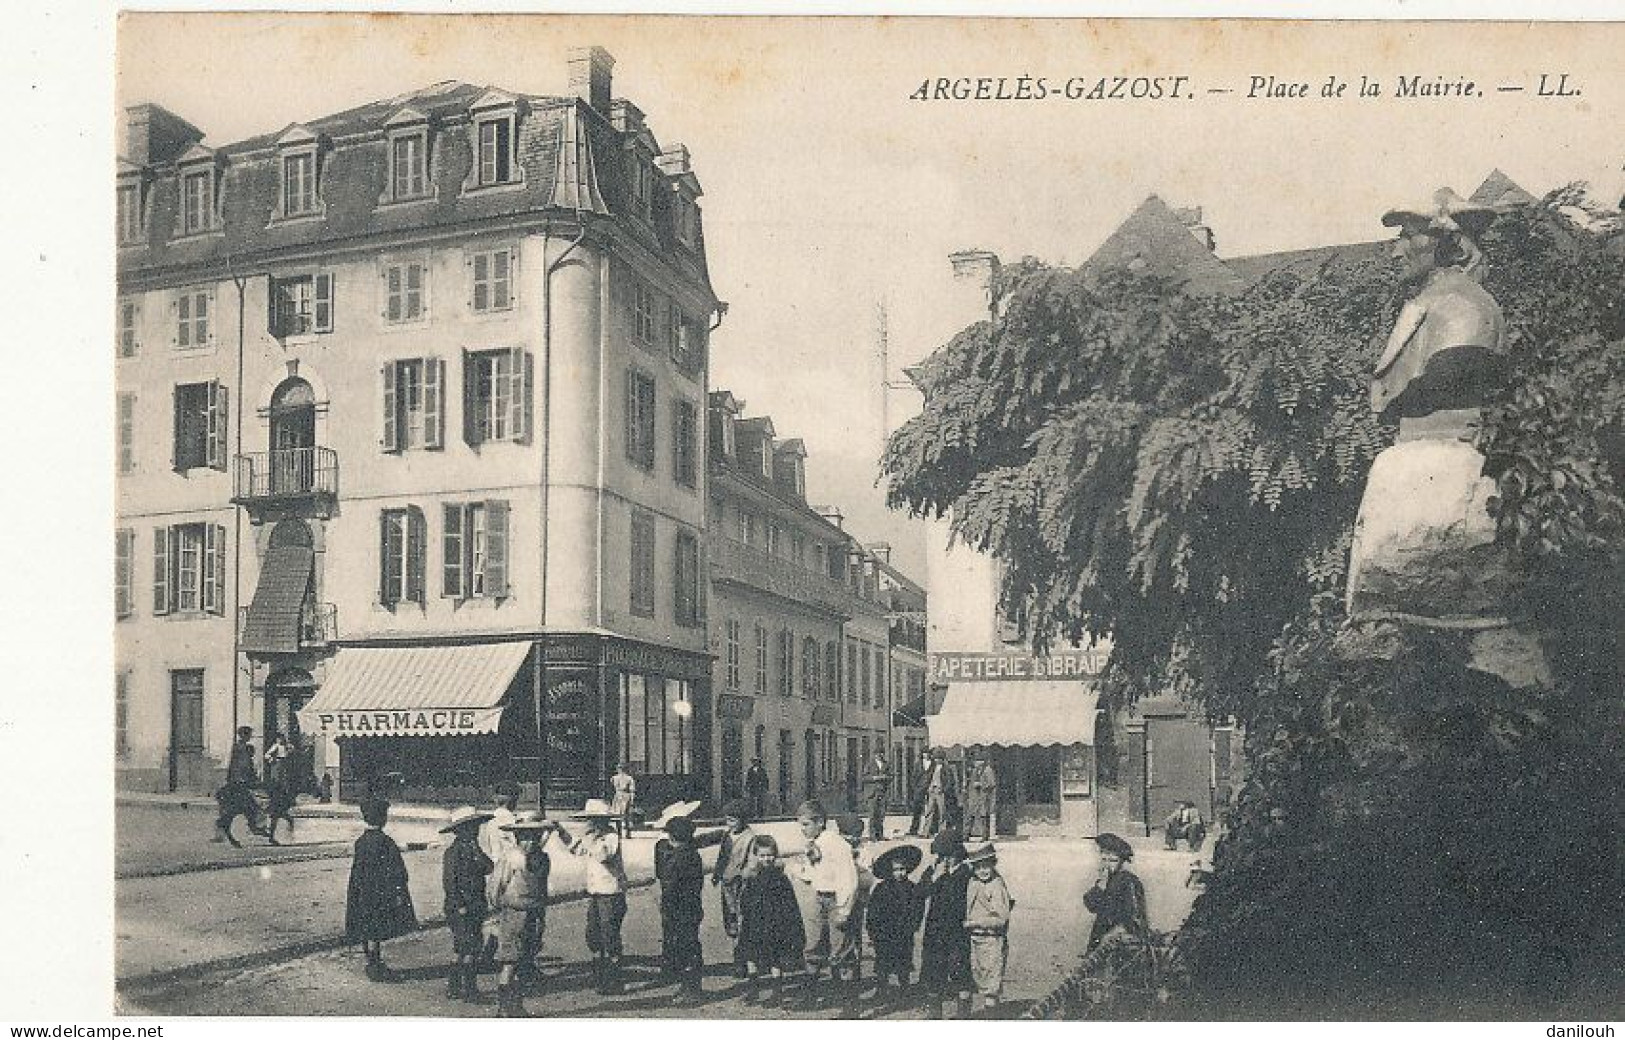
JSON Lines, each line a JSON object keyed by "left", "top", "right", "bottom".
{"left": 88, "top": 10, "right": 1625, "bottom": 1027}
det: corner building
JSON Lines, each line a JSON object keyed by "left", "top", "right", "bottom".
{"left": 114, "top": 49, "right": 720, "bottom": 807}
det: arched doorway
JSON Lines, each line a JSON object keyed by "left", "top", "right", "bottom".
{"left": 265, "top": 665, "right": 318, "bottom": 790}
{"left": 268, "top": 377, "right": 316, "bottom": 494}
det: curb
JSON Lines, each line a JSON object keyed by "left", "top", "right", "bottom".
{"left": 115, "top": 840, "right": 435, "bottom": 881}
{"left": 114, "top": 877, "right": 658, "bottom": 992}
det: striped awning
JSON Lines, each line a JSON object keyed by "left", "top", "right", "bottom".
{"left": 297, "top": 642, "right": 531, "bottom": 738}
{"left": 925, "top": 681, "right": 1099, "bottom": 748}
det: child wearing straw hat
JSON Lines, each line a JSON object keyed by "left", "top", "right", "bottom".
{"left": 654, "top": 805, "right": 727, "bottom": 1004}
{"left": 865, "top": 843, "right": 925, "bottom": 994}
{"left": 555, "top": 797, "right": 630, "bottom": 995}
{"left": 441, "top": 805, "right": 495, "bottom": 1001}
{"left": 963, "top": 843, "right": 1015, "bottom": 1011}
{"left": 490, "top": 810, "right": 554, "bottom": 1017}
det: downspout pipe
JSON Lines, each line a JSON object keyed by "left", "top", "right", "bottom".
{"left": 537, "top": 218, "right": 592, "bottom": 810}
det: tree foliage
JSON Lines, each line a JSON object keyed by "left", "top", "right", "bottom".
{"left": 883, "top": 195, "right": 1625, "bottom": 1013}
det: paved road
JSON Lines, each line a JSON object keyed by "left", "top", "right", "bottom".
{"left": 117, "top": 829, "right": 1202, "bottom": 1019}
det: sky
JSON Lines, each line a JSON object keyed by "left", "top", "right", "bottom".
{"left": 115, "top": 15, "right": 1625, "bottom": 578}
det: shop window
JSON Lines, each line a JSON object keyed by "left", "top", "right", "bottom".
{"left": 617, "top": 673, "right": 691, "bottom": 776}
{"left": 1024, "top": 748, "right": 1060, "bottom": 804}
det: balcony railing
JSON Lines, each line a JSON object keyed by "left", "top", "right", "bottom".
{"left": 233, "top": 447, "right": 338, "bottom": 504}
{"left": 709, "top": 537, "right": 874, "bottom": 617}
{"left": 239, "top": 600, "right": 338, "bottom": 652}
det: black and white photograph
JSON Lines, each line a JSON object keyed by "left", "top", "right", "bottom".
{"left": 6, "top": 5, "right": 1625, "bottom": 1030}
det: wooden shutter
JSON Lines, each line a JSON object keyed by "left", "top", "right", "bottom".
{"left": 470, "top": 252, "right": 487, "bottom": 312}
{"left": 171, "top": 386, "right": 183, "bottom": 470}
{"left": 490, "top": 351, "right": 512, "bottom": 441}
{"left": 423, "top": 358, "right": 444, "bottom": 449}
{"left": 267, "top": 278, "right": 283, "bottom": 336}
{"left": 152, "top": 526, "right": 172, "bottom": 615}
{"left": 510, "top": 348, "right": 531, "bottom": 443}
{"left": 406, "top": 507, "right": 426, "bottom": 604}
{"left": 462, "top": 349, "right": 479, "bottom": 446}
{"left": 379, "top": 511, "right": 398, "bottom": 604}
{"left": 203, "top": 523, "right": 225, "bottom": 615}
{"left": 207, "top": 382, "right": 228, "bottom": 471}
{"left": 499, "top": 248, "right": 515, "bottom": 308}
{"left": 381, "top": 363, "right": 399, "bottom": 452}
{"left": 485, "top": 499, "right": 509, "bottom": 598}
{"left": 624, "top": 370, "right": 638, "bottom": 464}
{"left": 314, "top": 273, "right": 334, "bottom": 332}
{"left": 442, "top": 503, "right": 464, "bottom": 598}
{"left": 115, "top": 528, "right": 133, "bottom": 619}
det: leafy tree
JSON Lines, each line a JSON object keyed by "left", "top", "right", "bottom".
{"left": 883, "top": 195, "right": 1625, "bottom": 1015}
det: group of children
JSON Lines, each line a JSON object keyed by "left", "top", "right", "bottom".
{"left": 344, "top": 790, "right": 1017, "bottom": 1018}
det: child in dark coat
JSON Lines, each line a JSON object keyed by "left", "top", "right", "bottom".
{"left": 654, "top": 813, "right": 725, "bottom": 1004}
{"left": 736, "top": 834, "right": 805, "bottom": 1003}
{"left": 918, "top": 830, "right": 973, "bottom": 1018}
{"left": 865, "top": 844, "right": 925, "bottom": 993}
{"left": 440, "top": 805, "right": 495, "bottom": 1001}
{"left": 345, "top": 797, "right": 418, "bottom": 982}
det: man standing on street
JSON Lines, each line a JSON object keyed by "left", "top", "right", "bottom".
{"left": 745, "top": 756, "right": 770, "bottom": 821}
{"left": 908, "top": 748, "right": 932, "bottom": 836}
{"left": 864, "top": 749, "right": 891, "bottom": 840}
{"left": 214, "top": 726, "right": 266, "bottom": 840}
{"left": 918, "top": 749, "right": 951, "bottom": 838}
{"left": 962, "top": 753, "right": 998, "bottom": 842}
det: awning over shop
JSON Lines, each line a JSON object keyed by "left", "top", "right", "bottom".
{"left": 240, "top": 544, "right": 314, "bottom": 654}
{"left": 924, "top": 681, "right": 1099, "bottom": 748}
{"left": 297, "top": 642, "right": 531, "bottom": 738}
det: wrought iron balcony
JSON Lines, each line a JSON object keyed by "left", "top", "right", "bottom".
{"left": 238, "top": 600, "right": 338, "bottom": 652}
{"left": 232, "top": 447, "right": 338, "bottom": 505}
{"left": 709, "top": 536, "right": 871, "bottom": 617}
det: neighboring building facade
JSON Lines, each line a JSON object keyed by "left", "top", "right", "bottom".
{"left": 115, "top": 49, "right": 720, "bottom": 808}
{"left": 874, "top": 547, "right": 929, "bottom": 808}
{"left": 704, "top": 392, "right": 915, "bottom": 814}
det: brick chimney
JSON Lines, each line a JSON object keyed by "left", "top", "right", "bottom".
{"left": 947, "top": 249, "right": 1001, "bottom": 326}
{"left": 567, "top": 46, "right": 615, "bottom": 113}
{"left": 867, "top": 542, "right": 893, "bottom": 564}
{"left": 1173, "top": 205, "right": 1217, "bottom": 253}
{"left": 123, "top": 103, "right": 203, "bottom": 167}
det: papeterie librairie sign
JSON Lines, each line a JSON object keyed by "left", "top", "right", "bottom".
{"left": 930, "top": 650, "right": 1104, "bottom": 682}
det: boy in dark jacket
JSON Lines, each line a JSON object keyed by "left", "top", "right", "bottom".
{"left": 736, "top": 834, "right": 805, "bottom": 1005}
{"left": 710, "top": 800, "right": 756, "bottom": 976}
{"left": 865, "top": 844, "right": 924, "bottom": 995}
{"left": 440, "top": 805, "right": 494, "bottom": 1001}
{"left": 654, "top": 812, "right": 725, "bottom": 1004}
{"left": 918, "top": 830, "right": 973, "bottom": 1018}
{"left": 345, "top": 797, "right": 417, "bottom": 982}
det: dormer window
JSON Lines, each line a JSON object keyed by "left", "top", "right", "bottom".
{"left": 382, "top": 107, "right": 434, "bottom": 204}
{"left": 476, "top": 117, "right": 513, "bottom": 186}
{"left": 760, "top": 435, "right": 774, "bottom": 479}
{"left": 117, "top": 178, "right": 149, "bottom": 246}
{"left": 282, "top": 152, "right": 316, "bottom": 216}
{"left": 392, "top": 135, "right": 426, "bottom": 198}
{"left": 721, "top": 412, "right": 735, "bottom": 458}
{"left": 464, "top": 91, "right": 523, "bottom": 193}
{"left": 673, "top": 193, "right": 699, "bottom": 248}
{"left": 181, "top": 169, "right": 216, "bottom": 235}
{"left": 631, "top": 159, "right": 654, "bottom": 222}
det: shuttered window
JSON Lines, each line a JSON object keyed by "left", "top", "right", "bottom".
{"left": 175, "top": 289, "right": 212, "bottom": 349}
{"left": 825, "top": 643, "right": 841, "bottom": 703}
{"left": 382, "top": 358, "right": 444, "bottom": 452}
{"left": 470, "top": 248, "right": 515, "bottom": 312}
{"left": 172, "top": 381, "right": 227, "bottom": 471}
{"left": 464, "top": 348, "right": 531, "bottom": 445}
{"left": 118, "top": 299, "right": 140, "bottom": 358}
{"left": 803, "top": 637, "right": 820, "bottom": 699}
{"left": 625, "top": 369, "right": 656, "bottom": 470}
{"left": 673, "top": 399, "right": 698, "bottom": 488}
{"left": 675, "top": 529, "right": 700, "bottom": 628}
{"left": 725, "top": 619, "right": 741, "bottom": 690}
{"left": 629, "top": 511, "right": 656, "bottom": 618}
{"left": 379, "top": 507, "right": 426, "bottom": 606}
{"left": 115, "top": 528, "right": 134, "bottom": 619}
{"left": 754, "top": 624, "right": 769, "bottom": 695}
{"left": 151, "top": 522, "right": 225, "bottom": 616}
{"left": 443, "top": 500, "right": 509, "bottom": 599}
{"left": 383, "top": 261, "right": 427, "bottom": 323}
{"left": 118, "top": 393, "right": 136, "bottom": 474}
{"left": 115, "top": 671, "right": 131, "bottom": 758}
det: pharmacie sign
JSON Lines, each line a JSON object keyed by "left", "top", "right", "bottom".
{"left": 930, "top": 650, "right": 1104, "bottom": 682}
{"left": 306, "top": 707, "right": 503, "bottom": 737}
